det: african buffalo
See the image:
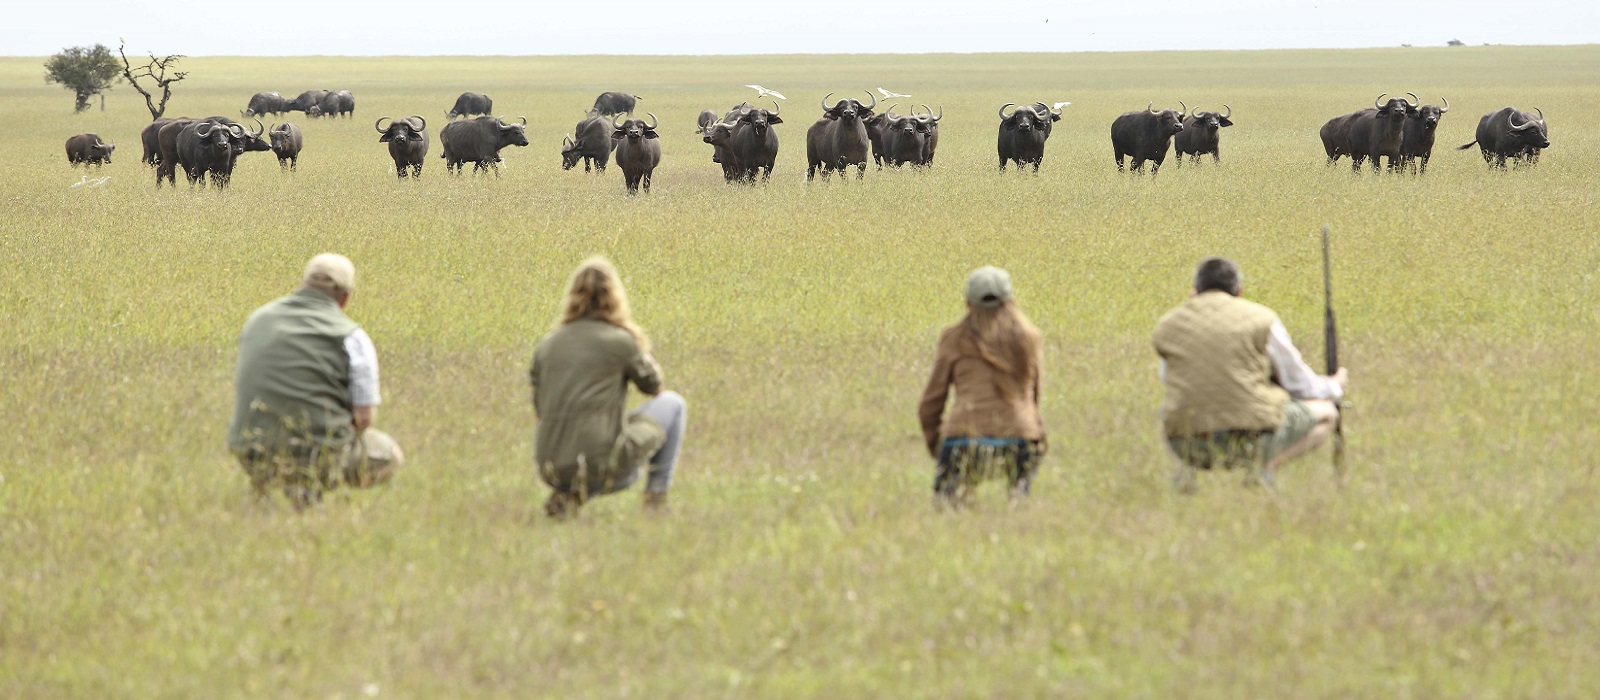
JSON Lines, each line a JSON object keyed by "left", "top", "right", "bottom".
{"left": 997, "top": 102, "right": 1059, "bottom": 173}
{"left": 701, "top": 120, "right": 742, "bottom": 181}
{"left": 242, "top": 92, "right": 287, "bottom": 118}
{"left": 141, "top": 118, "right": 173, "bottom": 166}
{"left": 723, "top": 101, "right": 782, "bottom": 182}
{"left": 805, "top": 91, "right": 877, "bottom": 180}
{"left": 864, "top": 104, "right": 897, "bottom": 169}
{"left": 1173, "top": 105, "right": 1232, "bottom": 166}
{"left": 175, "top": 117, "right": 268, "bottom": 189}
{"left": 285, "top": 90, "right": 330, "bottom": 114}
{"left": 879, "top": 108, "right": 928, "bottom": 168}
{"left": 1398, "top": 97, "right": 1448, "bottom": 174}
{"left": 1112, "top": 102, "right": 1187, "bottom": 174}
{"left": 562, "top": 116, "right": 616, "bottom": 173}
{"left": 1458, "top": 106, "right": 1550, "bottom": 168}
{"left": 590, "top": 92, "right": 641, "bottom": 117}
{"left": 1343, "top": 93, "right": 1418, "bottom": 173}
{"left": 696, "top": 109, "right": 719, "bottom": 134}
{"left": 612, "top": 112, "right": 660, "bottom": 193}
{"left": 448, "top": 92, "right": 493, "bottom": 119}
{"left": 915, "top": 104, "right": 943, "bottom": 165}
{"left": 309, "top": 90, "right": 354, "bottom": 119}
{"left": 376, "top": 116, "right": 429, "bottom": 178}
{"left": 269, "top": 122, "right": 303, "bottom": 171}
{"left": 439, "top": 115, "right": 529, "bottom": 176}
{"left": 155, "top": 118, "right": 196, "bottom": 186}
{"left": 66, "top": 133, "right": 115, "bottom": 166}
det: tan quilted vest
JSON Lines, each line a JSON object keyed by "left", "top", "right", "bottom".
{"left": 1153, "top": 291, "right": 1289, "bottom": 436}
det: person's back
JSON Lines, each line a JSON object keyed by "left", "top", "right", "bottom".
{"left": 1152, "top": 290, "right": 1287, "bottom": 437}
{"left": 229, "top": 289, "right": 358, "bottom": 454}
{"left": 532, "top": 318, "right": 661, "bottom": 477}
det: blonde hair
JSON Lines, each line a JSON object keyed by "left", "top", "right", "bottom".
{"left": 557, "top": 256, "right": 650, "bottom": 352}
{"left": 962, "top": 299, "right": 1042, "bottom": 401}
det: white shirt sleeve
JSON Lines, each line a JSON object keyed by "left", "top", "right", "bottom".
{"left": 1266, "top": 320, "right": 1342, "bottom": 401}
{"left": 345, "top": 328, "right": 381, "bottom": 406}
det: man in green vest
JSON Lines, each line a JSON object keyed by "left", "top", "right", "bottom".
{"left": 1153, "top": 257, "right": 1348, "bottom": 490}
{"left": 228, "top": 253, "right": 404, "bottom": 509}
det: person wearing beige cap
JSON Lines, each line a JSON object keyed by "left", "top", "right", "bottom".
{"left": 1153, "top": 257, "right": 1347, "bottom": 491}
{"left": 917, "top": 266, "right": 1047, "bottom": 505}
{"left": 228, "top": 253, "right": 404, "bottom": 509}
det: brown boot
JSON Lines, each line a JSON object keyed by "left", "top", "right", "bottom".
{"left": 643, "top": 490, "right": 669, "bottom": 513}
{"left": 544, "top": 491, "right": 582, "bottom": 520}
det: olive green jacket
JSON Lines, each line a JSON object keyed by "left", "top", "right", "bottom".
{"left": 530, "top": 319, "right": 663, "bottom": 486}
{"left": 228, "top": 288, "right": 358, "bottom": 454}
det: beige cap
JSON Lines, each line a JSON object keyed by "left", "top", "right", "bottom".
{"left": 965, "top": 266, "right": 1013, "bottom": 308}
{"left": 304, "top": 253, "right": 356, "bottom": 292}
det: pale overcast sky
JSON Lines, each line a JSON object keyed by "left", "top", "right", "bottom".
{"left": 3, "top": 0, "right": 1594, "bottom": 56}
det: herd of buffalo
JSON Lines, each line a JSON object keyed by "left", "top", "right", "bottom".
{"left": 61, "top": 88, "right": 1552, "bottom": 192}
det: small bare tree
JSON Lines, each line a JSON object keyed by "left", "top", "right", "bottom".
{"left": 117, "top": 39, "right": 188, "bottom": 121}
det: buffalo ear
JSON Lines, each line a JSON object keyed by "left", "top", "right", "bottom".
{"left": 1003, "top": 122, "right": 1017, "bottom": 131}
{"left": 378, "top": 133, "right": 393, "bottom": 142}
{"left": 1218, "top": 117, "right": 1234, "bottom": 127}
{"left": 612, "top": 130, "right": 625, "bottom": 140}
{"left": 768, "top": 115, "right": 783, "bottom": 125}
{"left": 823, "top": 109, "right": 841, "bottom": 120}
{"left": 644, "top": 130, "right": 658, "bottom": 140}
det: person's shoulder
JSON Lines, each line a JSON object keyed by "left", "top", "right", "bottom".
{"left": 1232, "top": 296, "right": 1282, "bottom": 322}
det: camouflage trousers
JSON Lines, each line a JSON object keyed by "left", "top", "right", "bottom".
{"left": 235, "top": 428, "right": 404, "bottom": 508}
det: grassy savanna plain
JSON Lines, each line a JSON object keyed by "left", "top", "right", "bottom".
{"left": 3, "top": 45, "right": 1599, "bottom": 697}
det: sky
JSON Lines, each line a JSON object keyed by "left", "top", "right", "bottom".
{"left": 3, "top": 0, "right": 1594, "bottom": 56}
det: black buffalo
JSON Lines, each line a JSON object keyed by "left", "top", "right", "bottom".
{"left": 915, "top": 104, "right": 943, "bottom": 165}
{"left": 1111, "top": 102, "right": 1187, "bottom": 174}
{"left": 725, "top": 100, "right": 783, "bottom": 182}
{"left": 242, "top": 92, "right": 287, "bottom": 118}
{"left": 141, "top": 118, "right": 173, "bottom": 166}
{"left": 155, "top": 118, "right": 197, "bottom": 186}
{"left": 864, "top": 104, "right": 897, "bottom": 169}
{"left": 1173, "top": 105, "right": 1233, "bottom": 167}
{"left": 66, "top": 133, "right": 115, "bottom": 166}
{"left": 701, "top": 120, "right": 742, "bottom": 181}
{"left": 447, "top": 92, "right": 493, "bottom": 119}
{"left": 1398, "top": 97, "right": 1448, "bottom": 174}
{"left": 269, "top": 122, "right": 304, "bottom": 171}
{"left": 996, "top": 102, "right": 1059, "bottom": 173}
{"left": 590, "top": 91, "right": 641, "bottom": 117}
{"left": 439, "top": 116, "right": 529, "bottom": 176}
{"left": 611, "top": 112, "right": 661, "bottom": 193}
{"left": 376, "top": 116, "right": 429, "bottom": 178}
{"left": 174, "top": 117, "right": 268, "bottom": 189}
{"left": 1343, "top": 93, "right": 1418, "bottom": 173}
{"left": 309, "top": 90, "right": 354, "bottom": 118}
{"left": 805, "top": 91, "right": 877, "bottom": 180}
{"left": 695, "top": 109, "right": 718, "bottom": 134}
{"left": 285, "top": 89, "right": 330, "bottom": 114}
{"left": 879, "top": 108, "right": 928, "bottom": 168}
{"left": 562, "top": 116, "right": 616, "bottom": 173}
{"left": 1458, "top": 106, "right": 1550, "bottom": 168}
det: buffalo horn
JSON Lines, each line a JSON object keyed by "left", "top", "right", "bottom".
{"left": 1509, "top": 111, "right": 1533, "bottom": 131}
{"left": 924, "top": 104, "right": 943, "bottom": 122}
{"left": 94, "top": 139, "right": 107, "bottom": 148}
{"left": 1222, "top": 104, "right": 1231, "bottom": 119}
{"left": 1438, "top": 97, "right": 1448, "bottom": 114}
{"left": 1534, "top": 107, "right": 1544, "bottom": 123}
{"left": 563, "top": 135, "right": 573, "bottom": 147}
{"left": 250, "top": 118, "right": 264, "bottom": 137}
{"left": 1405, "top": 92, "right": 1419, "bottom": 108}
{"left": 645, "top": 112, "right": 658, "bottom": 130}
{"left": 1032, "top": 101, "right": 1050, "bottom": 117}
{"left": 999, "top": 103, "right": 1016, "bottom": 119}
{"left": 1178, "top": 101, "right": 1188, "bottom": 118}
{"left": 1147, "top": 102, "right": 1159, "bottom": 114}
{"left": 228, "top": 123, "right": 247, "bottom": 138}
{"left": 518, "top": 116, "right": 527, "bottom": 126}
{"left": 822, "top": 92, "right": 835, "bottom": 111}
{"left": 375, "top": 116, "right": 391, "bottom": 133}
{"left": 1374, "top": 93, "right": 1387, "bottom": 109}
{"left": 612, "top": 113, "right": 626, "bottom": 130}
{"left": 885, "top": 103, "right": 899, "bottom": 119}
{"left": 862, "top": 91, "right": 876, "bottom": 111}
{"left": 408, "top": 116, "right": 426, "bottom": 132}
{"left": 195, "top": 121, "right": 215, "bottom": 138}
{"left": 770, "top": 100, "right": 780, "bottom": 116}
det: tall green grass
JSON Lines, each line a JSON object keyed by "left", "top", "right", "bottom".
{"left": 3, "top": 47, "right": 1599, "bottom": 698}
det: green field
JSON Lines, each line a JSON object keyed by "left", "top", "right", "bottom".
{"left": 4, "top": 46, "right": 1600, "bottom": 697}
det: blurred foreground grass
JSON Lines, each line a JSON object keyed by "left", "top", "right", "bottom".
{"left": 2, "top": 46, "right": 1599, "bottom": 697}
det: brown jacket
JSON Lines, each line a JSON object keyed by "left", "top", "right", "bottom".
{"left": 918, "top": 323, "right": 1045, "bottom": 456}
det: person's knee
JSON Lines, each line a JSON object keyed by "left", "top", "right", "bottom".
{"left": 1303, "top": 400, "right": 1340, "bottom": 424}
{"left": 656, "top": 390, "right": 686, "bottom": 414}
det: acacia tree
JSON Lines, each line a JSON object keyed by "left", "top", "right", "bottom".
{"left": 43, "top": 44, "right": 122, "bottom": 113}
{"left": 117, "top": 39, "right": 188, "bottom": 121}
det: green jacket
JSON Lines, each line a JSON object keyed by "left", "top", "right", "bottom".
{"left": 530, "top": 319, "right": 663, "bottom": 486}
{"left": 228, "top": 288, "right": 358, "bottom": 454}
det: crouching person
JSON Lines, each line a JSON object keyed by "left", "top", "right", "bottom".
{"left": 918, "top": 266, "right": 1047, "bottom": 506}
{"left": 228, "top": 253, "right": 404, "bottom": 510}
{"left": 531, "top": 257, "right": 686, "bottom": 519}
{"left": 1154, "top": 257, "right": 1347, "bottom": 491}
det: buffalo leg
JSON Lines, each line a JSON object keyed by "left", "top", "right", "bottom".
{"left": 856, "top": 163, "right": 866, "bottom": 180}
{"left": 642, "top": 173, "right": 651, "bottom": 193}
{"left": 1418, "top": 156, "right": 1428, "bottom": 175}
{"left": 998, "top": 157, "right": 1007, "bottom": 172}
{"left": 1115, "top": 154, "right": 1125, "bottom": 172}
{"left": 1211, "top": 151, "right": 1219, "bottom": 165}
{"left": 1031, "top": 160, "right": 1040, "bottom": 175}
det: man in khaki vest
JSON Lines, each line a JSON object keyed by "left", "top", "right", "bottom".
{"left": 228, "top": 253, "right": 404, "bottom": 508}
{"left": 1153, "top": 257, "right": 1347, "bottom": 490}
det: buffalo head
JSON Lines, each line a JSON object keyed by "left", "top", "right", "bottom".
{"left": 497, "top": 115, "right": 530, "bottom": 147}
{"left": 740, "top": 100, "right": 782, "bottom": 135}
{"left": 561, "top": 134, "right": 586, "bottom": 170}
{"left": 1508, "top": 107, "right": 1550, "bottom": 150}
{"left": 999, "top": 103, "right": 1042, "bottom": 132}
{"left": 821, "top": 91, "right": 876, "bottom": 122}
{"left": 1412, "top": 97, "right": 1448, "bottom": 131}
{"left": 1147, "top": 101, "right": 1187, "bottom": 135}
{"left": 613, "top": 112, "right": 659, "bottom": 141}
{"left": 376, "top": 115, "right": 426, "bottom": 143}
{"left": 1190, "top": 104, "right": 1233, "bottom": 131}
{"left": 1375, "top": 92, "right": 1419, "bottom": 120}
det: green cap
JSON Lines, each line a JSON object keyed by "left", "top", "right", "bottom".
{"left": 965, "top": 266, "right": 1012, "bottom": 308}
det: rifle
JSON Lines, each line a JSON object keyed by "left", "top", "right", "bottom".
{"left": 1322, "top": 225, "right": 1346, "bottom": 480}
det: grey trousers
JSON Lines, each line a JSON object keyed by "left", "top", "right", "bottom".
{"left": 552, "top": 391, "right": 687, "bottom": 498}
{"left": 625, "top": 390, "right": 687, "bottom": 495}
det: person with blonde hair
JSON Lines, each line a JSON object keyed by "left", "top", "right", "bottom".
{"left": 918, "top": 266, "right": 1047, "bottom": 504}
{"left": 530, "top": 257, "right": 686, "bottom": 518}
{"left": 228, "top": 253, "right": 404, "bottom": 509}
